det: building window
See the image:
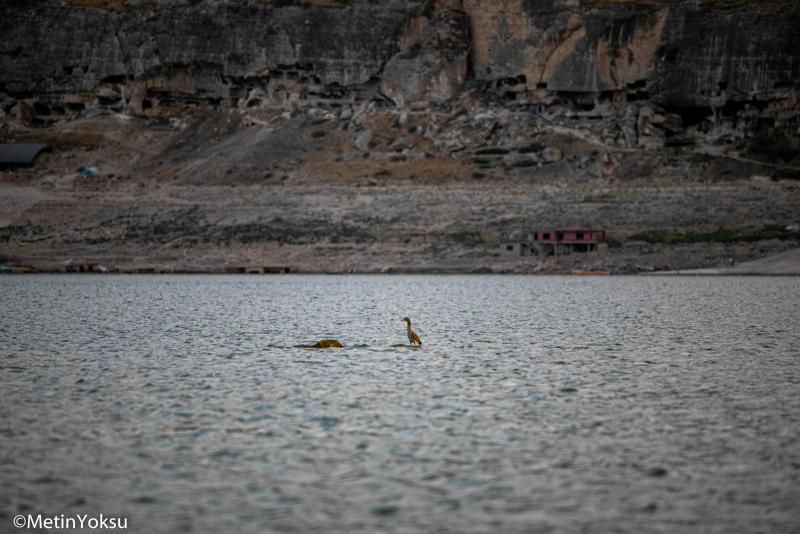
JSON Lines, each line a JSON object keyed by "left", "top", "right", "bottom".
{"left": 576, "top": 232, "right": 584, "bottom": 240}
{"left": 507, "top": 245, "right": 514, "bottom": 251}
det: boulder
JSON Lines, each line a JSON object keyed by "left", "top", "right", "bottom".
{"left": 312, "top": 339, "right": 343, "bottom": 348}
{"left": 543, "top": 147, "right": 563, "bottom": 163}
{"left": 353, "top": 130, "right": 373, "bottom": 152}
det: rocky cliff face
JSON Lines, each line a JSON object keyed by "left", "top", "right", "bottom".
{"left": 2, "top": 0, "right": 798, "bottom": 148}
{"left": 1, "top": 1, "right": 421, "bottom": 115}
{"left": 1, "top": 0, "right": 799, "bottom": 273}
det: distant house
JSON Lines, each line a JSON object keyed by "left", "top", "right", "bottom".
{"left": 530, "top": 229, "right": 606, "bottom": 254}
{"left": 0, "top": 144, "right": 50, "bottom": 168}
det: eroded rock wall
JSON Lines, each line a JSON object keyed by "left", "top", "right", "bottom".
{"left": 0, "top": 0, "right": 422, "bottom": 117}
{"left": 1, "top": 0, "right": 798, "bottom": 149}
{"left": 465, "top": 0, "right": 798, "bottom": 98}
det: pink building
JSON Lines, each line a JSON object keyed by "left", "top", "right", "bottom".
{"left": 530, "top": 229, "right": 605, "bottom": 254}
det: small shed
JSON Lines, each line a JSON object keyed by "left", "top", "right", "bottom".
{"left": 497, "top": 242, "right": 531, "bottom": 257}
{"left": 0, "top": 144, "right": 50, "bottom": 168}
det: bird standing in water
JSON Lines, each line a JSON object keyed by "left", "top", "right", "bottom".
{"left": 402, "top": 317, "right": 422, "bottom": 347}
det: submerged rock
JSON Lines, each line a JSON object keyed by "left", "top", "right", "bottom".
{"left": 646, "top": 467, "right": 668, "bottom": 477}
{"left": 312, "top": 339, "right": 343, "bottom": 348}
{"left": 370, "top": 504, "right": 399, "bottom": 517}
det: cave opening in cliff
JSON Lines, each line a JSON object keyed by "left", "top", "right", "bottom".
{"left": 555, "top": 92, "right": 596, "bottom": 112}
{"left": 101, "top": 75, "right": 127, "bottom": 85}
{"left": 722, "top": 99, "right": 745, "bottom": 118}
{"left": 97, "top": 96, "right": 121, "bottom": 107}
{"left": 33, "top": 102, "right": 51, "bottom": 115}
{"left": 599, "top": 91, "right": 616, "bottom": 104}
{"left": 662, "top": 104, "right": 713, "bottom": 128}
{"left": 10, "top": 91, "right": 33, "bottom": 100}
{"left": 626, "top": 91, "right": 650, "bottom": 103}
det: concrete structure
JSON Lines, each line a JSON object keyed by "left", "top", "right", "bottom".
{"left": 0, "top": 144, "right": 49, "bottom": 167}
{"left": 497, "top": 242, "right": 531, "bottom": 257}
{"left": 64, "top": 262, "right": 108, "bottom": 273}
{"left": 226, "top": 266, "right": 291, "bottom": 274}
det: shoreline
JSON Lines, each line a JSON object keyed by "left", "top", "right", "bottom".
{"left": 4, "top": 247, "right": 799, "bottom": 277}
{"left": 3, "top": 270, "right": 798, "bottom": 277}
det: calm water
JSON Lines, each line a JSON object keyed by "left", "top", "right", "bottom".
{"left": 1, "top": 275, "right": 799, "bottom": 533}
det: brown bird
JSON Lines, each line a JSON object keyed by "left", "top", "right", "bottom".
{"left": 402, "top": 317, "right": 422, "bottom": 347}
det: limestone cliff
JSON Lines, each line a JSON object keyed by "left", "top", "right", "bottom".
{"left": 2, "top": 0, "right": 798, "bottom": 147}
{"left": 1, "top": 0, "right": 420, "bottom": 114}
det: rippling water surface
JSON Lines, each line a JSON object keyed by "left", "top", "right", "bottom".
{"left": 1, "top": 275, "right": 799, "bottom": 533}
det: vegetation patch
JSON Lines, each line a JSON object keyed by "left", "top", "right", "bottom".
{"left": 474, "top": 147, "right": 510, "bottom": 156}
{"left": 628, "top": 226, "right": 799, "bottom": 244}
{"left": 65, "top": 0, "right": 204, "bottom": 11}
{"left": 259, "top": 0, "right": 363, "bottom": 7}
{"left": 517, "top": 143, "right": 544, "bottom": 154}
{"left": 511, "top": 159, "right": 537, "bottom": 168}
{"left": 583, "top": 0, "right": 794, "bottom": 6}
{"left": 66, "top": 0, "right": 137, "bottom": 12}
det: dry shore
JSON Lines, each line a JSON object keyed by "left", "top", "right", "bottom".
{"left": 2, "top": 112, "right": 799, "bottom": 275}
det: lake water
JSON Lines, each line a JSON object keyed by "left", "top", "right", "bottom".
{"left": 1, "top": 275, "right": 799, "bottom": 533}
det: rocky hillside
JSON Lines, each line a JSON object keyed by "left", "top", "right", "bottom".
{"left": 1, "top": 0, "right": 798, "bottom": 273}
